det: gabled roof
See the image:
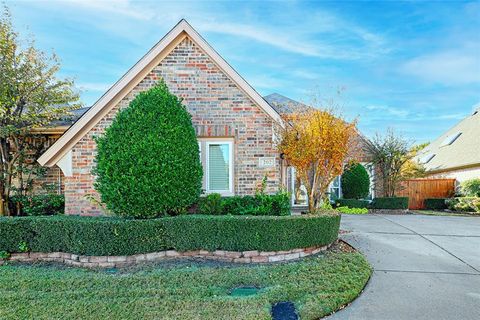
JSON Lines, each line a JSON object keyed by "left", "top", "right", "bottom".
{"left": 51, "top": 107, "right": 90, "bottom": 127}
{"left": 38, "top": 19, "right": 282, "bottom": 167}
{"left": 416, "top": 108, "right": 480, "bottom": 173}
{"left": 264, "top": 93, "right": 310, "bottom": 114}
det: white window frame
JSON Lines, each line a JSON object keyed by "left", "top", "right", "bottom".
{"left": 205, "top": 140, "right": 234, "bottom": 196}
{"left": 290, "top": 167, "right": 308, "bottom": 207}
{"left": 328, "top": 176, "right": 342, "bottom": 201}
{"left": 361, "top": 162, "right": 375, "bottom": 199}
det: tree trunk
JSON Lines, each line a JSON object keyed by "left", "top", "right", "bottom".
{"left": 16, "top": 201, "right": 22, "bottom": 216}
{"left": 308, "top": 193, "right": 315, "bottom": 212}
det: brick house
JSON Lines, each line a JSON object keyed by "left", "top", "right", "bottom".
{"left": 38, "top": 20, "right": 372, "bottom": 216}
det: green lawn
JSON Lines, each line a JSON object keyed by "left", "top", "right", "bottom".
{"left": 0, "top": 251, "right": 371, "bottom": 320}
{"left": 412, "top": 210, "right": 479, "bottom": 217}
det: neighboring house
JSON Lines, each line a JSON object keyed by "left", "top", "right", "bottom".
{"left": 37, "top": 20, "right": 372, "bottom": 216}
{"left": 417, "top": 107, "right": 480, "bottom": 182}
{"left": 13, "top": 107, "right": 90, "bottom": 194}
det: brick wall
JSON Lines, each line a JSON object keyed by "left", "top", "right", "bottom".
{"left": 32, "top": 165, "right": 64, "bottom": 194}
{"left": 10, "top": 135, "right": 65, "bottom": 195}
{"left": 65, "top": 37, "right": 281, "bottom": 215}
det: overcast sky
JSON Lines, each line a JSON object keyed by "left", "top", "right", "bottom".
{"left": 6, "top": 0, "right": 480, "bottom": 143}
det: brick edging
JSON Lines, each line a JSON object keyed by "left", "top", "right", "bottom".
{"left": 0, "top": 244, "right": 332, "bottom": 269}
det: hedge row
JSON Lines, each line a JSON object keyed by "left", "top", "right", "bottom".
{"left": 0, "top": 214, "right": 341, "bottom": 256}
{"left": 371, "top": 197, "right": 409, "bottom": 209}
{"left": 424, "top": 198, "right": 448, "bottom": 210}
{"left": 335, "top": 199, "right": 370, "bottom": 209}
{"left": 335, "top": 197, "right": 409, "bottom": 209}
{"left": 197, "top": 192, "right": 290, "bottom": 216}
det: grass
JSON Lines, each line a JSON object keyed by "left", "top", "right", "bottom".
{"left": 412, "top": 210, "right": 480, "bottom": 217}
{"left": 0, "top": 251, "right": 371, "bottom": 320}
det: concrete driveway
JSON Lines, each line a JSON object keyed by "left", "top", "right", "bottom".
{"left": 328, "top": 214, "right": 480, "bottom": 320}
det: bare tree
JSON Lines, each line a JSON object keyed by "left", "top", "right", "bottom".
{"left": 364, "top": 130, "right": 415, "bottom": 197}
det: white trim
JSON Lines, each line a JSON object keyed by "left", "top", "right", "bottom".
{"left": 205, "top": 140, "right": 234, "bottom": 196}
{"left": 328, "top": 176, "right": 342, "bottom": 201}
{"left": 56, "top": 150, "right": 72, "bottom": 177}
{"left": 38, "top": 19, "right": 283, "bottom": 167}
{"left": 290, "top": 167, "right": 308, "bottom": 207}
{"left": 361, "top": 162, "right": 375, "bottom": 199}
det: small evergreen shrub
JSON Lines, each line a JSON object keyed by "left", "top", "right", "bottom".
{"left": 460, "top": 179, "right": 480, "bottom": 197}
{"left": 446, "top": 197, "right": 480, "bottom": 213}
{"left": 94, "top": 82, "right": 202, "bottom": 218}
{"left": 336, "top": 206, "right": 369, "bottom": 215}
{"left": 341, "top": 163, "right": 370, "bottom": 199}
{"left": 197, "top": 193, "right": 223, "bottom": 215}
{"left": 222, "top": 195, "right": 257, "bottom": 215}
{"left": 0, "top": 214, "right": 340, "bottom": 255}
{"left": 371, "top": 197, "right": 408, "bottom": 209}
{"left": 424, "top": 198, "right": 448, "bottom": 210}
{"left": 0, "top": 250, "right": 10, "bottom": 259}
{"left": 10, "top": 194, "right": 64, "bottom": 216}
{"left": 270, "top": 191, "right": 291, "bottom": 216}
{"left": 335, "top": 199, "right": 370, "bottom": 209}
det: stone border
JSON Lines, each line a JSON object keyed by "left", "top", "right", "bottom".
{"left": 0, "top": 244, "right": 332, "bottom": 269}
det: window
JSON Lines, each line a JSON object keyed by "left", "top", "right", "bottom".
{"left": 199, "top": 140, "right": 233, "bottom": 195}
{"left": 441, "top": 132, "right": 461, "bottom": 146}
{"left": 328, "top": 176, "right": 341, "bottom": 201}
{"left": 290, "top": 167, "right": 308, "bottom": 207}
{"left": 362, "top": 162, "right": 375, "bottom": 199}
{"left": 420, "top": 153, "right": 435, "bottom": 164}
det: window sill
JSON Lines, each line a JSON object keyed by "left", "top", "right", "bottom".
{"left": 203, "top": 191, "right": 235, "bottom": 197}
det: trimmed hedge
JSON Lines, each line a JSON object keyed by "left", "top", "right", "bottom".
{"left": 371, "top": 197, "right": 409, "bottom": 209}
{"left": 335, "top": 199, "right": 370, "bottom": 209}
{"left": 0, "top": 214, "right": 340, "bottom": 256}
{"left": 424, "top": 198, "right": 448, "bottom": 210}
{"left": 197, "top": 192, "right": 290, "bottom": 216}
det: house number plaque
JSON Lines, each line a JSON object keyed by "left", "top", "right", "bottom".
{"left": 258, "top": 157, "right": 276, "bottom": 168}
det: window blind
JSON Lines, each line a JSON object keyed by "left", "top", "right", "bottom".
{"left": 208, "top": 144, "right": 230, "bottom": 191}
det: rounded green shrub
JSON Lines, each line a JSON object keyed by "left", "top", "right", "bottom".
{"left": 341, "top": 163, "right": 370, "bottom": 199}
{"left": 197, "top": 193, "right": 224, "bottom": 215}
{"left": 94, "top": 82, "right": 203, "bottom": 218}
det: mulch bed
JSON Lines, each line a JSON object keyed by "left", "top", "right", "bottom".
{"left": 369, "top": 209, "right": 412, "bottom": 215}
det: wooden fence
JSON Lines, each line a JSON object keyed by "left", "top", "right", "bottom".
{"left": 397, "top": 179, "right": 456, "bottom": 210}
